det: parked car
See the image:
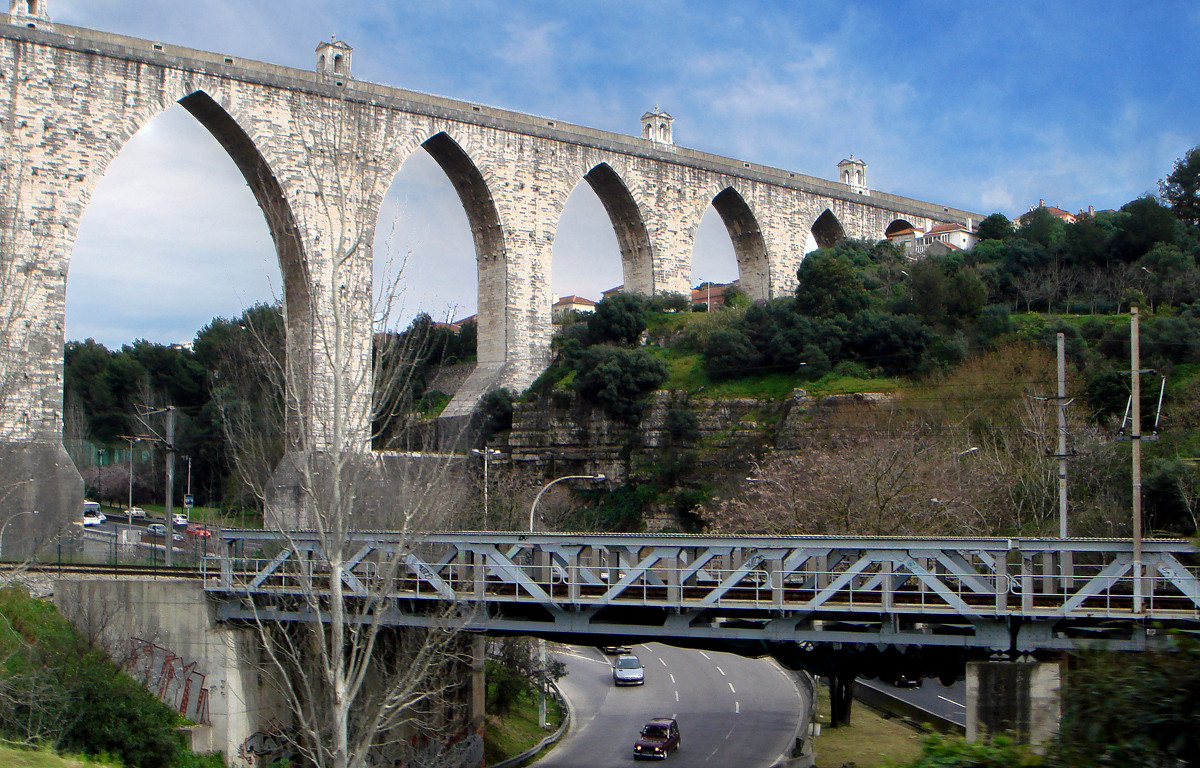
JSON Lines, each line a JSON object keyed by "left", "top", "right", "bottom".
{"left": 126, "top": 507, "right": 146, "bottom": 518}
{"left": 172, "top": 513, "right": 188, "bottom": 526}
{"left": 186, "top": 523, "right": 212, "bottom": 538}
{"left": 612, "top": 654, "right": 644, "bottom": 686}
{"left": 600, "top": 644, "right": 633, "bottom": 655}
{"left": 633, "top": 717, "right": 680, "bottom": 759}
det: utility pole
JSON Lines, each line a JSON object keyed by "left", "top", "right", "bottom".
{"left": 1131, "top": 307, "right": 1143, "bottom": 612}
{"left": 1056, "top": 333, "right": 1073, "bottom": 588}
{"left": 164, "top": 407, "right": 175, "bottom": 568}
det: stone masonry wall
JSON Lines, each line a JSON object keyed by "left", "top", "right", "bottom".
{"left": 0, "top": 15, "right": 979, "bottom": 455}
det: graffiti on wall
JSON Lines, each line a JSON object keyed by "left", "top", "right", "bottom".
{"left": 239, "top": 717, "right": 295, "bottom": 766}
{"left": 127, "top": 637, "right": 211, "bottom": 725}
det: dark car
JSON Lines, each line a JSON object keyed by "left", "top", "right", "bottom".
{"left": 633, "top": 717, "right": 680, "bottom": 759}
{"left": 599, "top": 643, "right": 633, "bottom": 655}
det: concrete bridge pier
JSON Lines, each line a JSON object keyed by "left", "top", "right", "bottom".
{"left": 966, "top": 659, "right": 1064, "bottom": 749}
{"left": 0, "top": 442, "right": 82, "bottom": 559}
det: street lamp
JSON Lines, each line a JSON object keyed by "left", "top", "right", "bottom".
{"left": 0, "top": 509, "right": 38, "bottom": 559}
{"left": 471, "top": 447, "right": 501, "bottom": 530}
{"left": 528, "top": 471, "right": 605, "bottom": 729}
{"left": 528, "top": 473, "right": 606, "bottom": 533}
{"left": 127, "top": 437, "right": 137, "bottom": 529}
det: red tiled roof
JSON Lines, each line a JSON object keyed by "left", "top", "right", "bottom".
{"left": 926, "top": 222, "right": 969, "bottom": 235}
{"left": 553, "top": 295, "right": 597, "bottom": 307}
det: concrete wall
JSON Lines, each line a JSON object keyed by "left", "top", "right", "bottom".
{"left": 53, "top": 578, "right": 281, "bottom": 765}
{"left": 966, "top": 660, "right": 1063, "bottom": 748}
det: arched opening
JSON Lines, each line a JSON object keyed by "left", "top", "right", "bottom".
{"left": 691, "top": 205, "right": 740, "bottom": 307}
{"left": 318, "top": 54, "right": 326, "bottom": 71}
{"left": 885, "top": 219, "right": 915, "bottom": 237}
{"left": 67, "top": 93, "right": 287, "bottom": 511}
{"left": 705, "top": 187, "right": 768, "bottom": 301}
{"left": 333, "top": 54, "right": 344, "bottom": 73}
{"left": 414, "top": 132, "right": 506, "bottom": 365}
{"left": 811, "top": 209, "right": 846, "bottom": 250}
{"left": 577, "top": 163, "right": 652, "bottom": 296}
{"left": 552, "top": 180, "right": 622, "bottom": 318}
{"left": 26, "top": 0, "right": 36, "bottom": 14}
{"left": 69, "top": 95, "right": 287, "bottom": 348}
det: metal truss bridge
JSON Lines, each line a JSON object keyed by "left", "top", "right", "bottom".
{"left": 205, "top": 530, "right": 1200, "bottom": 653}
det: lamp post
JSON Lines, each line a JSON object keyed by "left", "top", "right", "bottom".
{"left": 98, "top": 447, "right": 106, "bottom": 508}
{"left": 528, "top": 473, "right": 605, "bottom": 533}
{"left": 0, "top": 509, "right": 38, "bottom": 560}
{"left": 470, "top": 447, "right": 501, "bottom": 530}
{"left": 528, "top": 471, "right": 605, "bottom": 728}
{"left": 127, "top": 437, "right": 137, "bottom": 530}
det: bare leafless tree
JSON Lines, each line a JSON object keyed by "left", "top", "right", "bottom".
{"left": 704, "top": 345, "right": 1121, "bottom": 539}
{"left": 213, "top": 94, "right": 480, "bottom": 768}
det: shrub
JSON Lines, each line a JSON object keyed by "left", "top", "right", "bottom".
{"left": 571, "top": 347, "right": 668, "bottom": 423}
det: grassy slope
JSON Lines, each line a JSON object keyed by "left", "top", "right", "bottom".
{"left": 0, "top": 745, "right": 115, "bottom": 768}
{"left": 484, "top": 690, "right": 565, "bottom": 765}
{"left": 811, "top": 681, "right": 924, "bottom": 768}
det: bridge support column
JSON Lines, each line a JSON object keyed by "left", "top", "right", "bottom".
{"left": 0, "top": 441, "right": 83, "bottom": 559}
{"left": 965, "top": 660, "right": 1063, "bottom": 749}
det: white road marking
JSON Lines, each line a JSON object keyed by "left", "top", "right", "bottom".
{"left": 556, "top": 651, "right": 611, "bottom": 666}
{"left": 939, "top": 695, "right": 966, "bottom": 708}
{"left": 659, "top": 657, "right": 669, "bottom": 667}
{"left": 716, "top": 666, "right": 726, "bottom": 676}
{"left": 675, "top": 690, "right": 679, "bottom": 702}
{"left": 669, "top": 673, "right": 676, "bottom": 684}
{"left": 699, "top": 651, "right": 711, "bottom": 660}
{"left": 735, "top": 701, "right": 740, "bottom": 714}
{"left": 728, "top": 682, "right": 736, "bottom": 694}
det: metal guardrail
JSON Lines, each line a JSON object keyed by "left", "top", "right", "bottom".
{"left": 204, "top": 531, "right": 1200, "bottom": 652}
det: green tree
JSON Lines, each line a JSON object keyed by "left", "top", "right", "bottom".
{"left": 571, "top": 347, "right": 668, "bottom": 422}
{"left": 1051, "top": 634, "right": 1200, "bottom": 767}
{"left": 1111, "top": 196, "right": 1178, "bottom": 262}
{"left": 795, "top": 248, "right": 869, "bottom": 318}
{"left": 976, "top": 213, "right": 1014, "bottom": 241}
{"left": 585, "top": 293, "right": 648, "bottom": 346}
{"left": 1016, "top": 207, "right": 1066, "bottom": 251}
{"left": 1160, "top": 145, "right": 1200, "bottom": 226}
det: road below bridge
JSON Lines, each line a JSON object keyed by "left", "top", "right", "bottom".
{"left": 537, "top": 643, "right": 808, "bottom": 768}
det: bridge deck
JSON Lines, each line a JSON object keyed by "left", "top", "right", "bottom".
{"left": 204, "top": 531, "right": 1200, "bottom": 652}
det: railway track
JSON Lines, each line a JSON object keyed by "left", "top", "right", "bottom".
{"left": 0, "top": 562, "right": 206, "bottom": 579}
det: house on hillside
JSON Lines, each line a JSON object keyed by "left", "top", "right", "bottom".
{"left": 690, "top": 283, "right": 733, "bottom": 311}
{"left": 552, "top": 295, "right": 597, "bottom": 320}
{"left": 888, "top": 221, "right": 978, "bottom": 258}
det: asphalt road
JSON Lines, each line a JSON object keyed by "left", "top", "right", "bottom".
{"left": 535, "top": 643, "right": 807, "bottom": 768}
{"left": 860, "top": 678, "right": 968, "bottom": 727}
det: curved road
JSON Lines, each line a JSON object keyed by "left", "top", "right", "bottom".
{"left": 536, "top": 643, "right": 807, "bottom": 768}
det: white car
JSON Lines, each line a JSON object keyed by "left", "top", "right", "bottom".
{"left": 612, "top": 654, "right": 645, "bottom": 686}
{"left": 81, "top": 512, "right": 106, "bottom": 526}
{"left": 172, "top": 513, "right": 188, "bottom": 526}
{"left": 127, "top": 507, "right": 147, "bottom": 519}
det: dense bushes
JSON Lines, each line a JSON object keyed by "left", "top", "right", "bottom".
{"left": 0, "top": 588, "right": 191, "bottom": 768}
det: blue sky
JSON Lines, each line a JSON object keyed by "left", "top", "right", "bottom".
{"left": 51, "top": 0, "right": 1200, "bottom": 347}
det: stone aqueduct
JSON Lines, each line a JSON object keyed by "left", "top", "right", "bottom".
{"left": 0, "top": 2, "right": 980, "bottom": 540}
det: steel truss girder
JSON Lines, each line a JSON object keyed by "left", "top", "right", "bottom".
{"left": 206, "top": 531, "right": 1200, "bottom": 651}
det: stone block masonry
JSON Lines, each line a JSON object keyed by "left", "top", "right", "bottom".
{"left": 0, "top": 9, "right": 980, "bottom": 533}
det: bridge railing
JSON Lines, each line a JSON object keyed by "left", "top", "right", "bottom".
{"left": 203, "top": 531, "right": 1200, "bottom": 624}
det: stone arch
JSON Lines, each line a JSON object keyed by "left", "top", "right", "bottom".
{"left": 417, "top": 131, "right": 506, "bottom": 365}
{"left": 885, "top": 219, "right": 915, "bottom": 237}
{"left": 174, "top": 91, "right": 312, "bottom": 442}
{"left": 581, "top": 162, "right": 653, "bottom": 295}
{"left": 811, "top": 209, "right": 846, "bottom": 249}
{"left": 710, "top": 186, "right": 769, "bottom": 297}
